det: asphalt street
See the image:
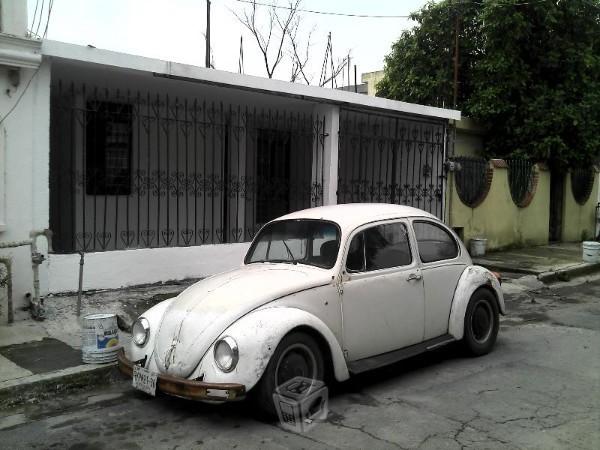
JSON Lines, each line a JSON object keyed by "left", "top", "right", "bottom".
{"left": 1, "top": 275, "right": 599, "bottom": 450}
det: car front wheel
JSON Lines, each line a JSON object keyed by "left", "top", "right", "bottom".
{"left": 254, "top": 331, "right": 325, "bottom": 416}
{"left": 463, "top": 288, "right": 499, "bottom": 356}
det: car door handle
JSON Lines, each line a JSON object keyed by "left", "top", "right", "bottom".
{"left": 407, "top": 273, "right": 422, "bottom": 281}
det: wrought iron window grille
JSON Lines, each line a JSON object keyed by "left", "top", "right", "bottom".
{"left": 50, "top": 81, "right": 326, "bottom": 253}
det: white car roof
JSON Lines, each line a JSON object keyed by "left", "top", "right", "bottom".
{"left": 275, "top": 203, "right": 438, "bottom": 233}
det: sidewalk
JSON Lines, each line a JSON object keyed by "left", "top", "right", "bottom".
{"left": 472, "top": 242, "right": 600, "bottom": 282}
{"left": 0, "top": 280, "right": 194, "bottom": 408}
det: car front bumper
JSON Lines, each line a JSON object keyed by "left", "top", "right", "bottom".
{"left": 117, "top": 349, "right": 246, "bottom": 402}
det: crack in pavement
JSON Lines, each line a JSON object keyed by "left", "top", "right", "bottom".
{"left": 327, "top": 416, "right": 410, "bottom": 449}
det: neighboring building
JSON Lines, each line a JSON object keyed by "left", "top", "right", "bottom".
{"left": 361, "top": 70, "right": 384, "bottom": 97}
{"left": 0, "top": 1, "right": 459, "bottom": 320}
{"left": 338, "top": 70, "right": 384, "bottom": 97}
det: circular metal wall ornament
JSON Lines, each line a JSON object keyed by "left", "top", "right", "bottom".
{"left": 571, "top": 167, "right": 595, "bottom": 205}
{"left": 507, "top": 159, "right": 537, "bottom": 208}
{"left": 453, "top": 157, "right": 492, "bottom": 208}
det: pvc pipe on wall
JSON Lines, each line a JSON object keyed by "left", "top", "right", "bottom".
{"left": 0, "top": 258, "right": 13, "bottom": 323}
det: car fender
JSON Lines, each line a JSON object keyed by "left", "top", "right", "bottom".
{"left": 448, "top": 265, "right": 505, "bottom": 340}
{"left": 128, "top": 297, "right": 176, "bottom": 364}
{"left": 191, "top": 306, "right": 350, "bottom": 391}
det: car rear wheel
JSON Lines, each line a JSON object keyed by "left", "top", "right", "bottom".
{"left": 254, "top": 331, "right": 325, "bottom": 417}
{"left": 463, "top": 288, "right": 499, "bottom": 356}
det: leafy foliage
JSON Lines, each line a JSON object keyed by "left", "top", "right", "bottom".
{"left": 378, "top": 0, "right": 600, "bottom": 167}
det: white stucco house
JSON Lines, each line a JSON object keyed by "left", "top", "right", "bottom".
{"left": 0, "top": 0, "right": 459, "bottom": 321}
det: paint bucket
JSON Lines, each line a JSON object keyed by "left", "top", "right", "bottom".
{"left": 582, "top": 241, "right": 600, "bottom": 263}
{"left": 469, "top": 238, "right": 487, "bottom": 257}
{"left": 81, "top": 313, "right": 121, "bottom": 364}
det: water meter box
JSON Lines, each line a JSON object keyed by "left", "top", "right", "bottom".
{"left": 273, "top": 376, "right": 328, "bottom": 433}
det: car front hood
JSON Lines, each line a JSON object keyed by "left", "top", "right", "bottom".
{"left": 152, "top": 264, "right": 332, "bottom": 378}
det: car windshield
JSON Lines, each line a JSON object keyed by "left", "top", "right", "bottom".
{"left": 245, "top": 220, "right": 340, "bottom": 269}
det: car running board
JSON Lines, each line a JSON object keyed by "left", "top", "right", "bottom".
{"left": 347, "top": 334, "right": 456, "bottom": 374}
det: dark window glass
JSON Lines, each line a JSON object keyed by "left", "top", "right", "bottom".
{"left": 86, "top": 101, "right": 132, "bottom": 195}
{"left": 346, "top": 222, "right": 412, "bottom": 272}
{"left": 346, "top": 232, "right": 365, "bottom": 272}
{"left": 413, "top": 221, "right": 458, "bottom": 263}
{"left": 365, "top": 223, "right": 412, "bottom": 270}
{"left": 245, "top": 220, "right": 340, "bottom": 269}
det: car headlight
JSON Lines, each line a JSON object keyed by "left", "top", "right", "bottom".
{"left": 132, "top": 317, "right": 150, "bottom": 347}
{"left": 214, "top": 336, "right": 239, "bottom": 372}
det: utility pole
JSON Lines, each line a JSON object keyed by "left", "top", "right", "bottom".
{"left": 347, "top": 54, "right": 351, "bottom": 90}
{"left": 205, "top": 0, "right": 211, "bottom": 68}
{"left": 452, "top": 10, "right": 460, "bottom": 108}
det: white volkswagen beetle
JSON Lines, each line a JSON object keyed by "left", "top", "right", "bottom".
{"left": 118, "top": 203, "right": 504, "bottom": 413}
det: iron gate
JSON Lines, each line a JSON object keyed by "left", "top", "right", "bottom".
{"left": 49, "top": 81, "right": 325, "bottom": 253}
{"left": 337, "top": 108, "right": 448, "bottom": 218}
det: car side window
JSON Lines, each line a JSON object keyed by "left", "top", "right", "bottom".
{"left": 346, "top": 232, "right": 365, "bottom": 272}
{"left": 413, "top": 221, "right": 458, "bottom": 263}
{"left": 346, "top": 222, "right": 412, "bottom": 272}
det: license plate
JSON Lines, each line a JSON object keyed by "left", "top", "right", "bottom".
{"left": 132, "top": 364, "right": 157, "bottom": 396}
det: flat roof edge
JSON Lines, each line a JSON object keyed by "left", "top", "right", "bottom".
{"left": 41, "top": 40, "right": 461, "bottom": 121}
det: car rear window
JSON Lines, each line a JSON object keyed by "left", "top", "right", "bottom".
{"left": 413, "top": 221, "right": 458, "bottom": 263}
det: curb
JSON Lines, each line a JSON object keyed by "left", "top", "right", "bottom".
{"left": 537, "top": 262, "right": 600, "bottom": 283}
{"left": 474, "top": 260, "right": 600, "bottom": 282}
{"left": 0, "top": 362, "right": 120, "bottom": 409}
{"left": 472, "top": 261, "right": 542, "bottom": 275}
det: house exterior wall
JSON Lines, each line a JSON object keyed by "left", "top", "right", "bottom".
{"left": 0, "top": 38, "right": 459, "bottom": 309}
{"left": 561, "top": 170, "right": 599, "bottom": 242}
{"left": 0, "top": 60, "right": 51, "bottom": 311}
{"left": 46, "top": 60, "right": 328, "bottom": 294}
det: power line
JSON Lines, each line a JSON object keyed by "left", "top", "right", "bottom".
{"left": 30, "top": 0, "right": 41, "bottom": 32}
{"left": 34, "top": 0, "right": 45, "bottom": 37}
{"left": 233, "top": 0, "right": 411, "bottom": 18}
{"left": 43, "top": 0, "right": 54, "bottom": 38}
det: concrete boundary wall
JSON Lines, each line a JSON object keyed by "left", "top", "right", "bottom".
{"left": 47, "top": 242, "right": 250, "bottom": 294}
{"left": 449, "top": 162, "right": 551, "bottom": 250}
{"left": 562, "top": 170, "right": 599, "bottom": 242}
{"left": 450, "top": 161, "right": 600, "bottom": 251}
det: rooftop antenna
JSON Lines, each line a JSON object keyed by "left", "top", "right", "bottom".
{"left": 238, "top": 35, "right": 244, "bottom": 74}
{"left": 319, "top": 32, "right": 331, "bottom": 87}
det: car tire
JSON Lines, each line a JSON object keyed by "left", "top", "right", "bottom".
{"left": 254, "top": 331, "right": 325, "bottom": 417}
{"left": 463, "top": 288, "right": 499, "bottom": 356}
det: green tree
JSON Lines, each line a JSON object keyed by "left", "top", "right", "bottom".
{"left": 377, "top": 0, "right": 600, "bottom": 167}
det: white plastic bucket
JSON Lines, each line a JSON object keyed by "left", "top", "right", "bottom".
{"left": 470, "top": 238, "right": 488, "bottom": 257}
{"left": 81, "top": 313, "right": 121, "bottom": 364}
{"left": 582, "top": 241, "right": 600, "bottom": 263}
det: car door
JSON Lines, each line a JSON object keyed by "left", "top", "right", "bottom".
{"left": 411, "top": 220, "right": 467, "bottom": 340}
{"left": 341, "top": 220, "right": 425, "bottom": 361}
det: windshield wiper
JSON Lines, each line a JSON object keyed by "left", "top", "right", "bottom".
{"left": 281, "top": 239, "right": 297, "bottom": 263}
{"left": 247, "top": 259, "right": 298, "bottom": 265}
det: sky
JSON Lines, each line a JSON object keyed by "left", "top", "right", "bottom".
{"left": 26, "top": 0, "right": 429, "bottom": 86}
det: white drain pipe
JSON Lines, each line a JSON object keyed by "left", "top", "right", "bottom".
{"left": 29, "top": 229, "right": 52, "bottom": 320}
{"left": 0, "top": 257, "right": 13, "bottom": 323}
